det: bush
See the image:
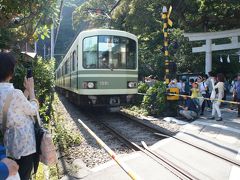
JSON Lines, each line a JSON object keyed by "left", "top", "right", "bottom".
{"left": 53, "top": 122, "right": 82, "bottom": 152}
{"left": 142, "top": 81, "right": 166, "bottom": 115}
{"left": 134, "top": 82, "right": 149, "bottom": 105}
{"left": 33, "top": 57, "right": 55, "bottom": 122}
{"left": 138, "top": 82, "right": 149, "bottom": 93}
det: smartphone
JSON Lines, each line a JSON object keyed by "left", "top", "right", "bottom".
{"left": 27, "top": 68, "right": 33, "bottom": 78}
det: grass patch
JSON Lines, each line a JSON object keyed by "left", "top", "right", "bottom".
{"left": 52, "top": 94, "right": 82, "bottom": 153}
{"left": 53, "top": 122, "right": 82, "bottom": 152}
{"left": 123, "top": 105, "right": 148, "bottom": 116}
{"left": 35, "top": 163, "right": 45, "bottom": 180}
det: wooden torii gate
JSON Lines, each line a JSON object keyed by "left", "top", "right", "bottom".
{"left": 184, "top": 29, "right": 240, "bottom": 74}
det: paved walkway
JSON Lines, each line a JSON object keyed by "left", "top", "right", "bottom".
{"left": 81, "top": 108, "right": 240, "bottom": 180}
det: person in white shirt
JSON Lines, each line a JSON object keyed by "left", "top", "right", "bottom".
{"left": 197, "top": 76, "right": 207, "bottom": 115}
{"left": 205, "top": 71, "right": 215, "bottom": 94}
{"left": 168, "top": 78, "right": 178, "bottom": 88}
{"left": 209, "top": 73, "right": 225, "bottom": 121}
{"left": 0, "top": 52, "right": 39, "bottom": 179}
{"left": 176, "top": 79, "right": 185, "bottom": 93}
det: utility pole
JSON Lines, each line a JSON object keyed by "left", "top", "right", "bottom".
{"left": 34, "top": 41, "right": 37, "bottom": 54}
{"left": 51, "top": 21, "right": 54, "bottom": 59}
{"left": 43, "top": 44, "right": 46, "bottom": 59}
{"left": 162, "top": 6, "right": 172, "bottom": 85}
{"left": 162, "top": 6, "right": 179, "bottom": 101}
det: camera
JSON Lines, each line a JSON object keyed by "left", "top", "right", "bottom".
{"left": 27, "top": 68, "right": 33, "bottom": 78}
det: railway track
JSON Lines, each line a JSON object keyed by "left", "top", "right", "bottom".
{"left": 79, "top": 109, "right": 240, "bottom": 180}
{"left": 56, "top": 94, "right": 240, "bottom": 180}
{"left": 84, "top": 111, "right": 196, "bottom": 179}
{"left": 99, "top": 119, "right": 198, "bottom": 180}
{"left": 119, "top": 112, "right": 240, "bottom": 167}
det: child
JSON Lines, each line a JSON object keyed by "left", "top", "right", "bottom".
{"left": 191, "top": 82, "right": 201, "bottom": 110}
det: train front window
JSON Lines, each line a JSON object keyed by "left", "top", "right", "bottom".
{"left": 83, "top": 36, "right": 98, "bottom": 69}
{"left": 83, "top": 35, "right": 137, "bottom": 69}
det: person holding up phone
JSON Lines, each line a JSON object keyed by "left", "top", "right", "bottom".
{"left": 0, "top": 52, "right": 39, "bottom": 179}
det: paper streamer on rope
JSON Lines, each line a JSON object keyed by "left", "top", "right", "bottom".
{"left": 227, "top": 55, "right": 231, "bottom": 63}
{"left": 220, "top": 56, "right": 223, "bottom": 63}
{"left": 166, "top": 93, "right": 240, "bottom": 105}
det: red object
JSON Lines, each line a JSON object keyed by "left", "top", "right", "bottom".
{"left": 96, "top": 9, "right": 102, "bottom": 15}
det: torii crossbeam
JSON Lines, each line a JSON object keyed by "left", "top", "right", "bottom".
{"left": 184, "top": 29, "right": 240, "bottom": 74}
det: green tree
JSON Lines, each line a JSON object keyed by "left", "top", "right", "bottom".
{"left": 0, "top": 0, "right": 59, "bottom": 50}
{"left": 72, "top": 0, "right": 118, "bottom": 29}
{"left": 72, "top": 0, "right": 240, "bottom": 77}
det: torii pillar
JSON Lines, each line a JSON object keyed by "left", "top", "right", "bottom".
{"left": 184, "top": 29, "right": 240, "bottom": 74}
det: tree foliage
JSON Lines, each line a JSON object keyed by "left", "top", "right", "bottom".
{"left": 170, "top": 0, "right": 240, "bottom": 32}
{"left": 142, "top": 81, "right": 166, "bottom": 115}
{"left": 0, "top": 0, "right": 59, "bottom": 50}
{"left": 72, "top": 0, "right": 118, "bottom": 29}
{"left": 72, "top": 0, "right": 240, "bottom": 78}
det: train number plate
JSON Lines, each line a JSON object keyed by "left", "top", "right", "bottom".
{"left": 99, "top": 81, "right": 110, "bottom": 86}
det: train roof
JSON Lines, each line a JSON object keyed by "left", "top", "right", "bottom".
{"left": 79, "top": 28, "right": 138, "bottom": 40}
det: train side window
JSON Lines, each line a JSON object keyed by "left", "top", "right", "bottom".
{"left": 65, "top": 61, "right": 67, "bottom": 74}
{"left": 67, "top": 58, "right": 70, "bottom": 74}
{"left": 83, "top": 36, "right": 97, "bottom": 69}
{"left": 126, "top": 39, "right": 137, "bottom": 69}
{"left": 70, "top": 54, "right": 72, "bottom": 71}
{"left": 72, "top": 51, "right": 76, "bottom": 71}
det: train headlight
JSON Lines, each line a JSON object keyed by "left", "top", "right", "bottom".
{"left": 82, "top": 81, "right": 96, "bottom": 89}
{"left": 88, "top": 82, "right": 95, "bottom": 89}
{"left": 127, "top": 81, "right": 137, "bottom": 88}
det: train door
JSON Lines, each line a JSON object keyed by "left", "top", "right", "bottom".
{"left": 70, "top": 53, "right": 72, "bottom": 88}
{"left": 62, "top": 65, "right": 65, "bottom": 87}
{"left": 77, "top": 45, "right": 79, "bottom": 89}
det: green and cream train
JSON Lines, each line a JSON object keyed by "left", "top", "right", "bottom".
{"left": 55, "top": 29, "right": 138, "bottom": 108}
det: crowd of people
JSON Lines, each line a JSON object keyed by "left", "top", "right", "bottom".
{"left": 143, "top": 72, "right": 240, "bottom": 121}
{"left": 169, "top": 72, "right": 240, "bottom": 121}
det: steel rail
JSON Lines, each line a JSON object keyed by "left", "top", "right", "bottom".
{"left": 154, "top": 132, "right": 240, "bottom": 167}
{"left": 78, "top": 119, "right": 142, "bottom": 180}
{"left": 140, "top": 141, "right": 200, "bottom": 180}
{"left": 100, "top": 121, "right": 198, "bottom": 180}
{"left": 119, "top": 111, "right": 240, "bottom": 167}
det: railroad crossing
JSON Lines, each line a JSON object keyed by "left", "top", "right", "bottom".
{"left": 77, "top": 109, "right": 240, "bottom": 180}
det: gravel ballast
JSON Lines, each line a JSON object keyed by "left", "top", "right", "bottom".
{"left": 54, "top": 94, "right": 187, "bottom": 179}
{"left": 53, "top": 94, "right": 131, "bottom": 171}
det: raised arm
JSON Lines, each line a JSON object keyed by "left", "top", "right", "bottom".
{"left": 14, "top": 89, "right": 39, "bottom": 116}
